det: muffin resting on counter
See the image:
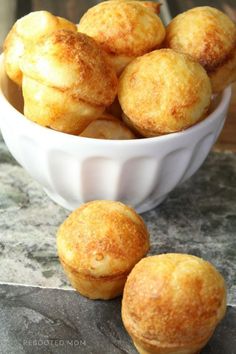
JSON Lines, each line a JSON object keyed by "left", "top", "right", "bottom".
{"left": 80, "top": 113, "right": 135, "bottom": 139}
{"left": 118, "top": 49, "right": 212, "bottom": 137}
{"left": 20, "top": 30, "right": 118, "bottom": 134}
{"left": 122, "top": 253, "right": 227, "bottom": 354}
{"left": 3, "top": 11, "right": 76, "bottom": 86}
{"left": 77, "top": 0, "right": 165, "bottom": 75}
{"left": 165, "top": 6, "right": 236, "bottom": 93}
{"left": 57, "top": 200, "right": 149, "bottom": 300}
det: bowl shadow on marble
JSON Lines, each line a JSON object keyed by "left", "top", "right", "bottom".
{"left": 0, "top": 54, "right": 232, "bottom": 213}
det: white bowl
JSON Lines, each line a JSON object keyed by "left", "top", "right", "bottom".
{"left": 0, "top": 55, "right": 231, "bottom": 213}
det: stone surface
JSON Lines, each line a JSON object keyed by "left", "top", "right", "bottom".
{"left": 0, "top": 283, "right": 235, "bottom": 354}
{"left": 0, "top": 133, "right": 236, "bottom": 353}
{"left": 0, "top": 134, "right": 236, "bottom": 304}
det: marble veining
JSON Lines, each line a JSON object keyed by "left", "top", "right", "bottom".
{"left": 0, "top": 284, "right": 235, "bottom": 354}
{"left": 0, "top": 134, "right": 236, "bottom": 305}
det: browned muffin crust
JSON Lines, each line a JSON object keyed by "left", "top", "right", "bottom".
{"left": 21, "top": 30, "right": 118, "bottom": 107}
{"left": 57, "top": 200, "right": 149, "bottom": 299}
{"left": 20, "top": 30, "right": 118, "bottom": 133}
{"left": 3, "top": 11, "right": 76, "bottom": 86}
{"left": 122, "top": 254, "right": 227, "bottom": 354}
{"left": 165, "top": 6, "right": 236, "bottom": 92}
{"left": 118, "top": 49, "right": 212, "bottom": 137}
{"left": 77, "top": 1, "right": 165, "bottom": 74}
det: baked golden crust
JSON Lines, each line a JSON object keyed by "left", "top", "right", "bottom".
{"left": 21, "top": 30, "right": 117, "bottom": 106}
{"left": 122, "top": 254, "right": 227, "bottom": 354}
{"left": 21, "top": 30, "right": 118, "bottom": 133}
{"left": 165, "top": 6, "right": 236, "bottom": 93}
{"left": 118, "top": 49, "right": 212, "bottom": 137}
{"left": 80, "top": 113, "right": 135, "bottom": 139}
{"left": 77, "top": 1, "right": 165, "bottom": 74}
{"left": 3, "top": 11, "right": 76, "bottom": 86}
{"left": 57, "top": 200, "right": 149, "bottom": 299}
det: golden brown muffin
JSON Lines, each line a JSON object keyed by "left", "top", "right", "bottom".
{"left": 77, "top": 1, "right": 165, "bottom": 75}
{"left": 165, "top": 6, "right": 236, "bottom": 93}
{"left": 20, "top": 30, "right": 118, "bottom": 134}
{"left": 122, "top": 254, "right": 227, "bottom": 354}
{"left": 57, "top": 200, "right": 149, "bottom": 300}
{"left": 3, "top": 11, "right": 76, "bottom": 86}
{"left": 80, "top": 113, "right": 135, "bottom": 139}
{"left": 118, "top": 49, "right": 212, "bottom": 137}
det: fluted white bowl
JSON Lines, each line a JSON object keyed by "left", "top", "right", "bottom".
{"left": 0, "top": 55, "right": 231, "bottom": 213}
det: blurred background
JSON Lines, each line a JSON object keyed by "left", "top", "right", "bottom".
{"left": 0, "top": 0, "right": 235, "bottom": 150}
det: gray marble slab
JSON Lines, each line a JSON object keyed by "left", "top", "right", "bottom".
{"left": 0, "top": 133, "right": 236, "bottom": 354}
{"left": 0, "top": 134, "right": 236, "bottom": 305}
{"left": 0, "top": 283, "right": 235, "bottom": 354}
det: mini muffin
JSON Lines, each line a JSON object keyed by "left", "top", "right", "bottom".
{"left": 57, "top": 200, "right": 149, "bottom": 300}
{"left": 20, "top": 30, "right": 118, "bottom": 134}
{"left": 118, "top": 49, "right": 212, "bottom": 137}
{"left": 77, "top": 1, "right": 165, "bottom": 75}
{"left": 165, "top": 6, "right": 236, "bottom": 93}
{"left": 122, "top": 254, "right": 227, "bottom": 354}
{"left": 80, "top": 113, "right": 135, "bottom": 139}
{"left": 3, "top": 11, "right": 76, "bottom": 86}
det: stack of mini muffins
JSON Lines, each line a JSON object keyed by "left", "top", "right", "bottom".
{"left": 3, "top": 2, "right": 232, "bottom": 353}
{"left": 3, "top": 1, "right": 236, "bottom": 139}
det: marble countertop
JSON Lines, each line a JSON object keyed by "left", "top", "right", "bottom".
{"left": 0, "top": 133, "right": 236, "bottom": 353}
{"left": 0, "top": 284, "right": 235, "bottom": 354}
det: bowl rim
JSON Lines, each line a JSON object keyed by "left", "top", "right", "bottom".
{"left": 0, "top": 53, "right": 232, "bottom": 146}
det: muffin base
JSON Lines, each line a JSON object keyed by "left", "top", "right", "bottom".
{"left": 61, "top": 261, "right": 127, "bottom": 300}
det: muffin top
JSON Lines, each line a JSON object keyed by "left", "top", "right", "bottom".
{"left": 165, "top": 7, "right": 236, "bottom": 74}
{"left": 118, "top": 49, "right": 212, "bottom": 137}
{"left": 122, "top": 253, "right": 226, "bottom": 346}
{"left": 57, "top": 200, "right": 149, "bottom": 277}
{"left": 6, "top": 10, "right": 76, "bottom": 41}
{"left": 77, "top": 1, "right": 165, "bottom": 57}
{"left": 3, "top": 11, "right": 76, "bottom": 86}
{"left": 21, "top": 30, "right": 118, "bottom": 107}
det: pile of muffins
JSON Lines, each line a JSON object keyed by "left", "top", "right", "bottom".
{"left": 3, "top": 1, "right": 236, "bottom": 139}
